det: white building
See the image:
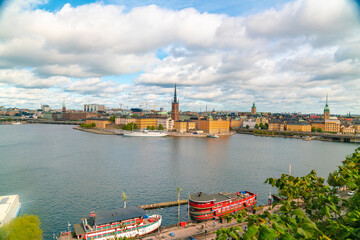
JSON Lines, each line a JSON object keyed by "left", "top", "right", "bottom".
{"left": 243, "top": 119, "right": 256, "bottom": 129}
{"left": 41, "top": 105, "right": 51, "bottom": 112}
{"left": 157, "top": 117, "right": 174, "bottom": 131}
{"left": 83, "top": 104, "right": 105, "bottom": 112}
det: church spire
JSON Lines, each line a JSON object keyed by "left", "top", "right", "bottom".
{"left": 173, "top": 84, "right": 178, "bottom": 103}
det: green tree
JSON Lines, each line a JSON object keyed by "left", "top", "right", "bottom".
{"left": 311, "top": 127, "right": 316, "bottom": 132}
{"left": 109, "top": 115, "right": 116, "bottom": 122}
{"left": 259, "top": 123, "right": 264, "bottom": 129}
{"left": 147, "top": 125, "right": 151, "bottom": 130}
{"left": 265, "top": 123, "right": 269, "bottom": 130}
{"left": 216, "top": 147, "right": 360, "bottom": 240}
{"left": 0, "top": 214, "right": 43, "bottom": 240}
{"left": 158, "top": 124, "right": 164, "bottom": 130}
{"left": 317, "top": 128, "right": 323, "bottom": 132}
{"left": 246, "top": 124, "right": 249, "bottom": 129}
{"left": 150, "top": 125, "right": 156, "bottom": 130}
{"left": 255, "top": 124, "right": 259, "bottom": 129}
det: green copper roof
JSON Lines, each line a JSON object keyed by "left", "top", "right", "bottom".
{"left": 252, "top": 102, "right": 256, "bottom": 108}
{"left": 324, "top": 95, "right": 330, "bottom": 113}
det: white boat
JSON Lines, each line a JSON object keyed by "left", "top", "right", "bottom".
{"left": 11, "top": 122, "right": 22, "bottom": 125}
{"left": 208, "top": 134, "right": 219, "bottom": 138}
{"left": 59, "top": 207, "right": 162, "bottom": 240}
{"left": 123, "top": 130, "right": 168, "bottom": 137}
{"left": 0, "top": 195, "right": 21, "bottom": 227}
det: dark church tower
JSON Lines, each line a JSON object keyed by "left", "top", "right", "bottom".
{"left": 171, "top": 84, "right": 180, "bottom": 121}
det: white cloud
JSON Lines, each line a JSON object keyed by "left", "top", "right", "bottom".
{"left": 0, "top": 0, "right": 359, "bottom": 113}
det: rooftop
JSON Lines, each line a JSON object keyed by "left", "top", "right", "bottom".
{"left": 89, "top": 206, "right": 146, "bottom": 226}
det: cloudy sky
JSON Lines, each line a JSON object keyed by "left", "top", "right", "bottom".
{"left": 0, "top": 0, "right": 359, "bottom": 113}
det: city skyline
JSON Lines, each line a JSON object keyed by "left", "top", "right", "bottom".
{"left": 0, "top": 0, "right": 359, "bottom": 114}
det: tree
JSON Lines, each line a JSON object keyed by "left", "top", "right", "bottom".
{"left": 216, "top": 147, "right": 360, "bottom": 240}
{"left": 147, "top": 126, "right": 151, "bottom": 130}
{"left": 246, "top": 124, "right": 249, "bottom": 129}
{"left": 317, "top": 128, "right": 323, "bottom": 132}
{"left": 255, "top": 124, "right": 259, "bottom": 129}
{"left": 122, "top": 192, "right": 127, "bottom": 208}
{"left": 259, "top": 123, "right": 264, "bottom": 129}
{"left": 150, "top": 125, "right": 156, "bottom": 130}
{"left": 0, "top": 214, "right": 42, "bottom": 240}
{"left": 158, "top": 124, "right": 164, "bottom": 130}
{"left": 311, "top": 127, "right": 316, "bottom": 132}
{"left": 265, "top": 123, "right": 269, "bottom": 130}
{"left": 177, "top": 187, "right": 182, "bottom": 227}
{"left": 109, "top": 115, "right": 116, "bottom": 122}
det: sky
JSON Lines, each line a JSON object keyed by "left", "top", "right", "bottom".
{"left": 0, "top": 0, "right": 359, "bottom": 114}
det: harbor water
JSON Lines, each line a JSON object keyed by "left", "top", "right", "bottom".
{"left": 0, "top": 124, "right": 357, "bottom": 238}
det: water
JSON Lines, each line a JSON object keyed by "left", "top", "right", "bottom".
{"left": 0, "top": 124, "right": 358, "bottom": 238}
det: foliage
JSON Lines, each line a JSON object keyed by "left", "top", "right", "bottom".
{"left": 264, "top": 123, "right": 269, "bottom": 130}
{"left": 312, "top": 127, "right": 316, "bottom": 132}
{"left": 122, "top": 123, "right": 138, "bottom": 131}
{"left": 150, "top": 125, "right": 156, "bottom": 130}
{"left": 255, "top": 124, "right": 259, "bottom": 129}
{"left": 317, "top": 128, "right": 323, "bottom": 132}
{"left": 216, "top": 147, "right": 360, "bottom": 240}
{"left": 80, "top": 123, "right": 96, "bottom": 128}
{"left": 0, "top": 214, "right": 43, "bottom": 240}
{"left": 122, "top": 192, "right": 127, "bottom": 208}
{"left": 109, "top": 115, "right": 116, "bottom": 122}
{"left": 246, "top": 124, "right": 249, "bottom": 129}
{"left": 158, "top": 124, "right": 164, "bottom": 130}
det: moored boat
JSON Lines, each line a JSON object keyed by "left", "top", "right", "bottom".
{"left": 0, "top": 195, "right": 21, "bottom": 227}
{"left": 189, "top": 191, "right": 257, "bottom": 221}
{"left": 59, "top": 206, "right": 161, "bottom": 240}
{"left": 123, "top": 130, "right": 168, "bottom": 137}
{"left": 207, "top": 134, "right": 219, "bottom": 138}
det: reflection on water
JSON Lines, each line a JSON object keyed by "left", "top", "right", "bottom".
{"left": 0, "top": 125, "right": 357, "bottom": 238}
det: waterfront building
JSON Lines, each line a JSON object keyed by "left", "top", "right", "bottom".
{"left": 197, "top": 115, "right": 230, "bottom": 134}
{"left": 170, "top": 84, "right": 180, "bottom": 122}
{"left": 341, "top": 125, "right": 356, "bottom": 134}
{"left": 251, "top": 103, "right": 256, "bottom": 115}
{"left": 115, "top": 116, "right": 136, "bottom": 126}
{"left": 157, "top": 117, "right": 174, "bottom": 131}
{"left": 286, "top": 122, "right": 311, "bottom": 132}
{"left": 230, "top": 119, "right": 243, "bottom": 129}
{"left": 354, "top": 124, "right": 360, "bottom": 132}
{"left": 311, "top": 121, "right": 325, "bottom": 131}
{"left": 324, "top": 95, "right": 330, "bottom": 120}
{"left": 85, "top": 118, "right": 112, "bottom": 129}
{"left": 135, "top": 118, "right": 158, "bottom": 130}
{"left": 63, "top": 112, "right": 98, "bottom": 121}
{"left": 255, "top": 117, "right": 268, "bottom": 125}
{"left": 174, "top": 120, "right": 196, "bottom": 133}
{"left": 242, "top": 119, "right": 256, "bottom": 129}
{"left": 325, "top": 119, "right": 341, "bottom": 133}
{"left": 268, "top": 120, "right": 285, "bottom": 131}
{"left": 84, "top": 104, "right": 105, "bottom": 112}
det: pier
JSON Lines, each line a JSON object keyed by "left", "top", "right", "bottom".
{"left": 139, "top": 199, "right": 188, "bottom": 210}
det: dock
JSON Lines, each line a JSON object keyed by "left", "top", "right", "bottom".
{"left": 139, "top": 199, "right": 188, "bottom": 210}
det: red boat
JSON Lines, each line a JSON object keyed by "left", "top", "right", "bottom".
{"left": 189, "top": 191, "right": 257, "bottom": 221}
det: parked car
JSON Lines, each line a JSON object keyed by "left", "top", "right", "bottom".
{"left": 347, "top": 191, "right": 355, "bottom": 196}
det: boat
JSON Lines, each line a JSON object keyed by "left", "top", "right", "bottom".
{"left": 272, "top": 194, "right": 288, "bottom": 202}
{"left": 59, "top": 206, "right": 162, "bottom": 240}
{"left": 207, "top": 134, "right": 219, "bottom": 138}
{"left": 11, "top": 122, "right": 22, "bottom": 125}
{"left": 123, "top": 130, "right": 168, "bottom": 137}
{"left": 0, "top": 195, "right": 21, "bottom": 227}
{"left": 189, "top": 191, "right": 257, "bottom": 221}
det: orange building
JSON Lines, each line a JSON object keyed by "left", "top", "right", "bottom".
{"left": 251, "top": 103, "right": 256, "bottom": 115}
{"left": 286, "top": 123, "right": 311, "bottom": 132}
{"left": 311, "top": 121, "right": 325, "bottom": 131}
{"left": 171, "top": 84, "right": 180, "bottom": 121}
{"left": 85, "top": 118, "right": 112, "bottom": 129}
{"left": 230, "top": 119, "right": 243, "bottom": 129}
{"left": 197, "top": 116, "right": 230, "bottom": 134}
{"left": 174, "top": 120, "right": 196, "bottom": 133}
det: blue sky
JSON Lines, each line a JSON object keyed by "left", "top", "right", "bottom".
{"left": 0, "top": 0, "right": 359, "bottom": 113}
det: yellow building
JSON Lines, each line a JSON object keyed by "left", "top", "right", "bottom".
{"left": 174, "top": 120, "right": 196, "bottom": 133}
{"left": 268, "top": 121, "right": 284, "bottom": 131}
{"left": 354, "top": 125, "right": 360, "bottom": 132}
{"left": 85, "top": 118, "right": 112, "bottom": 129}
{"left": 230, "top": 119, "right": 243, "bottom": 129}
{"left": 311, "top": 121, "right": 325, "bottom": 131}
{"left": 135, "top": 118, "right": 158, "bottom": 130}
{"left": 286, "top": 123, "right": 311, "bottom": 132}
{"left": 325, "top": 119, "right": 341, "bottom": 133}
{"left": 197, "top": 116, "right": 229, "bottom": 134}
{"left": 341, "top": 125, "right": 355, "bottom": 134}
